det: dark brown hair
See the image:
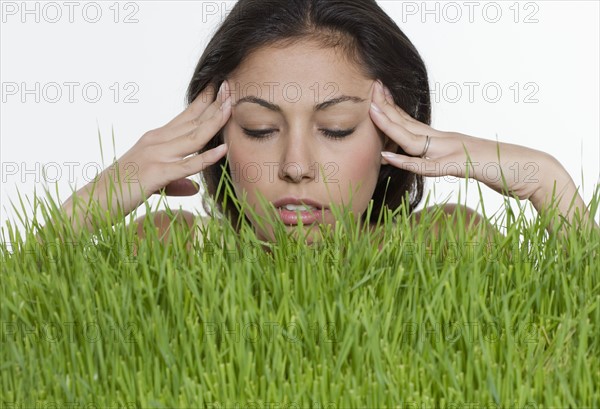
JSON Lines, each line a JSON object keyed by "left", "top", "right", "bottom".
{"left": 186, "top": 0, "right": 430, "bottom": 229}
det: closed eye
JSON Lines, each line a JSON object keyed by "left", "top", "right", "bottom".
{"left": 241, "top": 127, "right": 356, "bottom": 140}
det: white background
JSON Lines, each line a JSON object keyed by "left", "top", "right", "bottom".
{"left": 1, "top": 0, "right": 599, "bottom": 236}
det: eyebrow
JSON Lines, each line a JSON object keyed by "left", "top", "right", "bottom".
{"left": 233, "top": 95, "right": 366, "bottom": 112}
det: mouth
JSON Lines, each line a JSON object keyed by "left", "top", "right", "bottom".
{"left": 277, "top": 203, "right": 321, "bottom": 211}
{"left": 272, "top": 198, "right": 329, "bottom": 225}
{"left": 276, "top": 207, "right": 328, "bottom": 226}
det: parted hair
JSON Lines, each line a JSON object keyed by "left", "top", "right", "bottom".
{"left": 186, "top": 0, "right": 430, "bottom": 228}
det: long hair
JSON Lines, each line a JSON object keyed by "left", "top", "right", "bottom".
{"left": 186, "top": 0, "right": 430, "bottom": 229}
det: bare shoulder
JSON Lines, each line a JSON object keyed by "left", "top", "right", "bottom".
{"left": 131, "top": 209, "right": 198, "bottom": 241}
{"left": 412, "top": 203, "right": 499, "bottom": 238}
{"left": 412, "top": 203, "right": 483, "bottom": 223}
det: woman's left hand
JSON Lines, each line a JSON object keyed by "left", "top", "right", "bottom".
{"left": 369, "top": 80, "right": 568, "bottom": 205}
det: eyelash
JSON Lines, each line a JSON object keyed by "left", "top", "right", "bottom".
{"left": 242, "top": 127, "right": 356, "bottom": 141}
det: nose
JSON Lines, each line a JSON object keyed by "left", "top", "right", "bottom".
{"left": 278, "top": 128, "right": 316, "bottom": 183}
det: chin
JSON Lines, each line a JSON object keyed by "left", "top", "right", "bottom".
{"left": 255, "top": 222, "right": 327, "bottom": 246}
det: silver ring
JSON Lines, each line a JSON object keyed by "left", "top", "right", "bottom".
{"left": 419, "top": 135, "right": 431, "bottom": 158}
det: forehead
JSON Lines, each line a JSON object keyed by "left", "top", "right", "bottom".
{"left": 228, "top": 41, "right": 371, "bottom": 102}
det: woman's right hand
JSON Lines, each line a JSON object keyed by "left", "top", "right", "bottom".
{"left": 63, "top": 80, "right": 231, "bottom": 230}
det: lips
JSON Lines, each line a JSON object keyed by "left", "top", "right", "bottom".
{"left": 272, "top": 197, "right": 327, "bottom": 210}
{"left": 272, "top": 197, "right": 329, "bottom": 225}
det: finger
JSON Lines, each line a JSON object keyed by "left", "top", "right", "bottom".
{"left": 166, "top": 143, "right": 229, "bottom": 182}
{"left": 150, "top": 88, "right": 231, "bottom": 146}
{"left": 370, "top": 100, "right": 426, "bottom": 157}
{"left": 154, "top": 178, "right": 200, "bottom": 197}
{"left": 371, "top": 81, "right": 455, "bottom": 158}
{"left": 163, "top": 95, "right": 232, "bottom": 157}
{"left": 372, "top": 81, "right": 432, "bottom": 136}
{"left": 380, "top": 84, "right": 418, "bottom": 124}
{"left": 380, "top": 152, "right": 464, "bottom": 178}
{"left": 164, "top": 80, "right": 229, "bottom": 128}
{"left": 164, "top": 84, "right": 216, "bottom": 129}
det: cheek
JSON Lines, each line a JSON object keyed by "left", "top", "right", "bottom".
{"left": 338, "top": 138, "right": 382, "bottom": 208}
{"left": 342, "top": 150, "right": 381, "bottom": 189}
{"left": 224, "top": 136, "right": 272, "bottom": 204}
{"left": 226, "top": 148, "right": 252, "bottom": 193}
{"left": 224, "top": 126, "right": 269, "bottom": 164}
{"left": 343, "top": 132, "right": 383, "bottom": 181}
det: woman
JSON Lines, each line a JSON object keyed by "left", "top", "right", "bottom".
{"left": 60, "top": 0, "right": 596, "bottom": 245}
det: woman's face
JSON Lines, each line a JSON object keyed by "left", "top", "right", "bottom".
{"left": 222, "top": 40, "right": 393, "bottom": 243}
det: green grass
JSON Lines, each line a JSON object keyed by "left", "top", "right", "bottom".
{"left": 1, "top": 173, "right": 599, "bottom": 408}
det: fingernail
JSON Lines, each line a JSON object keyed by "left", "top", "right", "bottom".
{"left": 217, "top": 82, "right": 225, "bottom": 99}
{"left": 370, "top": 102, "right": 382, "bottom": 113}
{"left": 381, "top": 151, "right": 395, "bottom": 158}
{"left": 220, "top": 96, "right": 232, "bottom": 110}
